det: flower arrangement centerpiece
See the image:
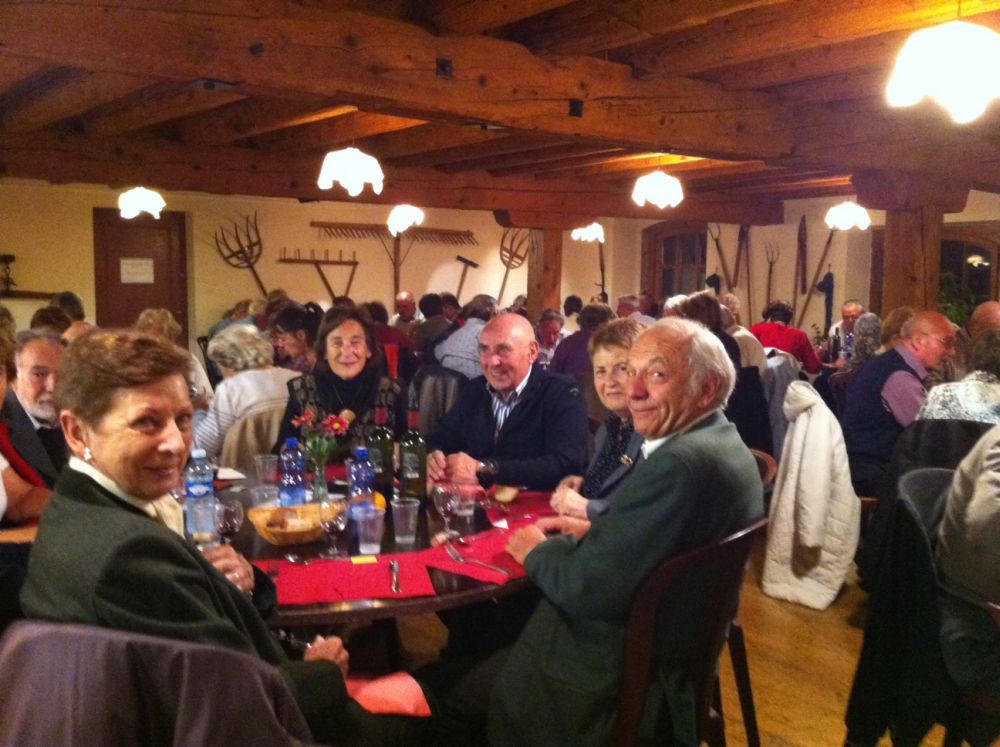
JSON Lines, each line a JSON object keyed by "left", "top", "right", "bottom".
{"left": 290, "top": 408, "right": 352, "bottom": 500}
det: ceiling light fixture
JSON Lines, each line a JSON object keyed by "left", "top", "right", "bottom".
{"left": 570, "top": 222, "right": 605, "bottom": 244}
{"left": 824, "top": 201, "right": 872, "bottom": 231}
{"left": 631, "top": 171, "right": 684, "bottom": 209}
{"left": 118, "top": 187, "right": 165, "bottom": 219}
{"left": 317, "top": 147, "right": 384, "bottom": 197}
{"left": 387, "top": 204, "right": 425, "bottom": 236}
{"left": 886, "top": 20, "right": 1000, "bottom": 123}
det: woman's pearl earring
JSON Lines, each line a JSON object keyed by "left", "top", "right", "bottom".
{"left": 83, "top": 447, "right": 93, "bottom": 463}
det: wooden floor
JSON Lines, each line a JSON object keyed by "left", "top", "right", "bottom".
{"left": 392, "top": 536, "right": 949, "bottom": 746}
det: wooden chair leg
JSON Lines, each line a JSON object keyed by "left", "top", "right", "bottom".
{"left": 728, "top": 621, "right": 761, "bottom": 747}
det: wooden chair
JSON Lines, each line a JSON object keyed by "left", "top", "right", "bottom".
{"left": 611, "top": 517, "right": 768, "bottom": 747}
{"left": 408, "top": 365, "right": 467, "bottom": 435}
{"left": 219, "top": 404, "right": 287, "bottom": 477}
{"left": 749, "top": 448, "right": 777, "bottom": 490}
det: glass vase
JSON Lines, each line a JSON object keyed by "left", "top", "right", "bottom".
{"left": 313, "top": 467, "right": 329, "bottom": 504}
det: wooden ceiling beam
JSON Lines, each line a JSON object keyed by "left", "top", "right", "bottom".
{"left": 361, "top": 122, "right": 512, "bottom": 160}
{"left": 0, "top": 130, "right": 783, "bottom": 224}
{"left": 0, "top": 3, "right": 790, "bottom": 160}
{"left": 387, "top": 133, "right": 560, "bottom": 169}
{"left": 425, "top": 0, "right": 576, "bottom": 34}
{"left": 1, "top": 69, "right": 155, "bottom": 134}
{"left": 246, "top": 111, "right": 423, "bottom": 153}
{"left": 499, "top": 0, "right": 786, "bottom": 58}
{"left": 438, "top": 142, "right": 625, "bottom": 174}
{"left": 770, "top": 68, "right": 888, "bottom": 105}
{"left": 78, "top": 79, "right": 246, "bottom": 137}
{"left": 0, "top": 55, "right": 51, "bottom": 94}
{"left": 176, "top": 97, "right": 357, "bottom": 145}
{"left": 622, "top": 2, "right": 1000, "bottom": 77}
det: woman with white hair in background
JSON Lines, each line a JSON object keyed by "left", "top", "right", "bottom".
{"left": 194, "top": 325, "right": 300, "bottom": 460}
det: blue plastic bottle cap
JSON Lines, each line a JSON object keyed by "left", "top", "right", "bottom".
{"left": 285, "top": 438, "right": 299, "bottom": 447}
{"left": 191, "top": 448, "right": 207, "bottom": 459}
{"left": 354, "top": 446, "right": 369, "bottom": 459}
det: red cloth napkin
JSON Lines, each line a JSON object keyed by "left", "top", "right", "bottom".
{"left": 487, "top": 490, "right": 556, "bottom": 524}
{"left": 346, "top": 672, "right": 431, "bottom": 716}
{"left": 422, "top": 529, "right": 528, "bottom": 585}
{"left": 253, "top": 554, "right": 436, "bottom": 605}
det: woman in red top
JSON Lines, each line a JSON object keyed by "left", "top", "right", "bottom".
{"left": 750, "top": 300, "right": 823, "bottom": 374}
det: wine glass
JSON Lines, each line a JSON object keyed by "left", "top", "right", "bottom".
{"left": 318, "top": 497, "right": 348, "bottom": 558}
{"left": 431, "top": 485, "right": 459, "bottom": 538}
{"left": 214, "top": 498, "right": 244, "bottom": 545}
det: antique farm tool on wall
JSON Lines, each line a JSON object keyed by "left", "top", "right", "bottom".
{"left": 214, "top": 212, "right": 267, "bottom": 295}
{"left": 497, "top": 228, "right": 531, "bottom": 306}
{"left": 455, "top": 255, "right": 479, "bottom": 301}
{"left": 816, "top": 271, "right": 835, "bottom": 334}
{"left": 764, "top": 242, "right": 779, "bottom": 305}
{"left": 707, "top": 223, "right": 734, "bottom": 291}
{"left": 277, "top": 247, "right": 359, "bottom": 301}
{"left": 735, "top": 225, "right": 752, "bottom": 317}
{"left": 796, "top": 226, "right": 838, "bottom": 328}
{"left": 311, "top": 221, "right": 477, "bottom": 298}
{"left": 792, "top": 215, "right": 807, "bottom": 317}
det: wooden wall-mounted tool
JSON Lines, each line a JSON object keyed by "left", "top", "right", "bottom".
{"left": 214, "top": 212, "right": 267, "bottom": 296}
{"left": 277, "top": 248, "right": 359, "bottom": 301}
{"left": 455, "top": 255, "right": 479, "bottom": 301}
{"left": 497, "top": 228, "right": 531, "bottom": 306}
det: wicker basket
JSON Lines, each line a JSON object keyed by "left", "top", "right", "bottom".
{"left": 247, "top": 504, "right": 325, "bottom": 546}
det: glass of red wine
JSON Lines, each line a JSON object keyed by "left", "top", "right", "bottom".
{"left": 214, "top": 498, "right": 244, "bottom": 545}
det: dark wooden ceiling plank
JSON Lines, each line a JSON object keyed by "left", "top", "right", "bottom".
{"left": 359, "top": 122, "right": 508, "bottom": 160}
{"left": 176, "top": 96, "right": 356, "bottom": 144}
{"left": 0, "top": 130, "right": 783, "bottom": 223}
{"left": 0, "top": 55, "right": 51, "bottom": 94}
{"left": 437, "top": 141, "right": 624, "bottom": 174}
{"left": 245, "top": 111, "right": 424, "bottom": 153}
{"left": 500, "top": 0, "right": 786, "bottom": 58}
{"left": 79, "top": 79, "right": 246, "bottom": 137}
{"left": 387, "top": 133, "right": 561, "bottom": 169}
{"left": 0, "top": 3, "right": 789, "bottom": 160}
{"left": 425, "top": 0, "right": 576, "bottom": 34}
{"left": 620, "top": 1, "right": 1000, "bottom": 77}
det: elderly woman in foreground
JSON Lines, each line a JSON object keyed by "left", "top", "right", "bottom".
{"left": 194, "top": 325, "right": 300, "bottom": 460}
{"left": 550, "top": 318, "right": 643, "bottom": 519}
{"left": 20, "top": 330, "right": 427, "bottom": 746}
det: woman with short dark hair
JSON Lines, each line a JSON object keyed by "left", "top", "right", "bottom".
{"left": 270, "top": 302, "right": 323, "bottom": 373}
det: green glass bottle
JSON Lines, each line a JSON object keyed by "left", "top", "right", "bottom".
{"left": 399, "top": 398, "right": 427, "bottom": 502}
{"left": 367, "top": 394, "right": 395, "bottom": 500}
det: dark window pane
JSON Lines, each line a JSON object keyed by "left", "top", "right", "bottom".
{"left": 662, "top": 268, "right": 675, "bottom": 295}
{"left": 679, "top": 266, "right": 697, "bottom": 293}
{"left": 680, "top": 234, "right": 696, "bottom": 264}
{"left": 662, "top": 238, "right": 676, "bottom": 265}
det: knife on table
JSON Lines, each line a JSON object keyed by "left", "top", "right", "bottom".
{"left": 389, "top": 560, "right": 401, "bottom": 594}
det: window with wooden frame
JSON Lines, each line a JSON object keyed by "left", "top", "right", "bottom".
{"left": 641, "top": 221, "right": 708, "bottom": 302}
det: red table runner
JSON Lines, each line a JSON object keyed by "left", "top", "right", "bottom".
{"left": 487, "top": 490, "right": 556, "bottom": 524}
{"left": 422, "top": 526, "right": 529, "bottom": 585}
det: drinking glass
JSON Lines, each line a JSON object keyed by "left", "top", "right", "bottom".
{"left": 318, "top": 496, "right": 348, "bottom": 558}
{"left": 431, "top": 484, "right": 459, "bottom": 538}
{"left": 214, "top": 498, "right": 244, "bottom": 545}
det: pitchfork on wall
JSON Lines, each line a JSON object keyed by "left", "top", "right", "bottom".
{"left": 764, "top": 242, "right": 779, "bottom": 305}
{"left": 497, "top": 228, "right": 531, "bottom": 306}
{"left": 214, "top": 212, "right": 267, "bottom": 296}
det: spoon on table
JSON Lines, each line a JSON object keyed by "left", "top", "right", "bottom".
{"left": 284, "top": 553, "right": 312, "bottom": 565}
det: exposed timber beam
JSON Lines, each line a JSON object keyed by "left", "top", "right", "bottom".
{"left": 248, "top": 111, "right": 425, "bottom": 153}
{"left": 426, "top": 0, "right": 575, "bottom": 35}
{"left": 0, "top": 130, "right": 783, "bottom": 224}
{"left": 359, "top": 122, "right": 508, "bottom": 161}
{"left": 0, "top": 2, "right": 790, "bottom": 161}
{"left": 176, "top": 97, "right": 357, "bottom": 145}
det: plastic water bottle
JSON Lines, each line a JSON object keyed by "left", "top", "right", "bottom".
{"left": 348, "top": 446, "right": 376, "bottom": 521}
{"left": 185, "top": 448, "right": 218, "bottom": 548}
{"left": 279, "top": 438, "right": 307, "bottom": 507}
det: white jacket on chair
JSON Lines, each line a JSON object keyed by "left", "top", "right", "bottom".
{"left": 762, "top": 380, "right": 860, "bottom": 609}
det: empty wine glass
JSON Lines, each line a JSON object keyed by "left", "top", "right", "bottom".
{"left": 214, "top": 498, "right": 244, "bottom": 545}
{"left": 431, "top": 485, "right": 459, "bottom": 538}
{"left": 318, "top": 496, "right": 348, "bottom": 558}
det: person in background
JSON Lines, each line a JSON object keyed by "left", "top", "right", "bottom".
{"left": 562, "top": 295, "right": 583, "bottom": 332}
{"left": 0, "top": 306, "right": 15, "bottom": 342}
{"left": 428, "top": 313, "right": 588, "bottom": 490}
{"left": 638, "top": 291, "right": 659, "bottom": 321}
{"left": 506, "top": 294, "right": 529, "bottom": 318}
{"left": 207, "top": 299, "right": 253, "bottom": 339}
{"left": 828, "top": 299, "right": 864, "bottom": 362}
{"left": 276, "top": 307, "right": 402, "bottom": 449}
{"left": 435, "top": 294, "right": 497, "bottom": 380}
{"left": 534, "top": 308, "right": 564, "bottom": 369}
{"left": 365, "top": 301, "right": 416, "bottom": 352}
{"left": 549, "top": 303, "right": 616, "bottom": 377}
{"left": 49, "top": 291, "right": 93, "bottom": 342}
{"left": 29, "top": 306, "right": 71, "bottom": 337}
{"left": 878, "top": 306, "right": 915, "bottom": 353}
{"left": 270, "top": 302, "right": 323, "bottom": 374}
{"left": 721, "top": 303, "right": 765, "bottom": 377}
{"left": 720, "top": 292, "right": 744, "bottom": 327}
{"left": 933, "top": 426, "right": 1000, "bottom": 745}
{"left": 391, "top": 291, "right": 423, "bottom": 335}
{"left": 0, "top": 331, "right": 67, "bottom": 488}
{"left": 676, "top": 291, "right": 741, "bottom": 369}
{"left": 0, "top": 333, "right": 52, "bottom": 525}
{"left": 550, "top": 318, "right": 643, "bottom": 519}
{"left": 412, "top": 293, "right": 453, "bottom": 358}
{"left": 847, "top": 312, "right": 882, "bottom": 371}
{"left": 440, "top": 292, "right": 461, "bottom": 323}
{"left": 841, "top": 310, "right": 956, "bottom": 496}
{"left": 134, "top": 308, "right": 214, "bottom": 407}
{"left": 20, "top": 329, "right": 429, "bottom": 746}
{"left": 616, "top": 294, "right": 655, "bottom": 326}
{"left": 918, "top": 328, "right": 1000, "bottom": 424}
{"left": 750, "top": 300, "right": 822, "bottom": 374}
{"left": 194, "top": 325, "right": 300, "bottom": 461}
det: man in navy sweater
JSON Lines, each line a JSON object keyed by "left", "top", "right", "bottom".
{"left": 427, "top": 313, "right": 587, "bottom": 490}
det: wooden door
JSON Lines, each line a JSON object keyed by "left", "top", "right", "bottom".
{"left": 93, "top": 208, "right": 188, "bottom": 340}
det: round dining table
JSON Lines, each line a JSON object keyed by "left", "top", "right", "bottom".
{"left": 227, "top": 485, "right": 543, "bottom": 629}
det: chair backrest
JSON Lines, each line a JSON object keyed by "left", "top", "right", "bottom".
{"left": 749, "top": 448, "right": 777, "bottom": 489}
{"left": 219, "top": 403, "right": 288, "bottom": 476}
{"left": 611, "top": 517, "right": 768, "bottom": 747}
{"left": 408, "top": 365, "right": 468, "bottom": 435}
{"left": 896, "top": 467, "right": 954, "bottom": 536}
{"left": 0, "top": 620, "right": 312, "bottom": 746}
{"left": 827, "top": 367, "right": 859, "bottom": 418}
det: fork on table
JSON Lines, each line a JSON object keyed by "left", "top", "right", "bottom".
{"left": 444, "top": 542, "right": 510, "bottom": 577}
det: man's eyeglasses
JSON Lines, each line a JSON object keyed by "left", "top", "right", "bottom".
{"left": 926, "top": 334, "right": 957, "bottom": 350}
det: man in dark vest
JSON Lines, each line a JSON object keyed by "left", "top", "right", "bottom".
{"left": 841, "top": 310, "right": 956, "bottom": 496}
{"left": 0, "top": 331, "right": 68, "bottom": 488}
